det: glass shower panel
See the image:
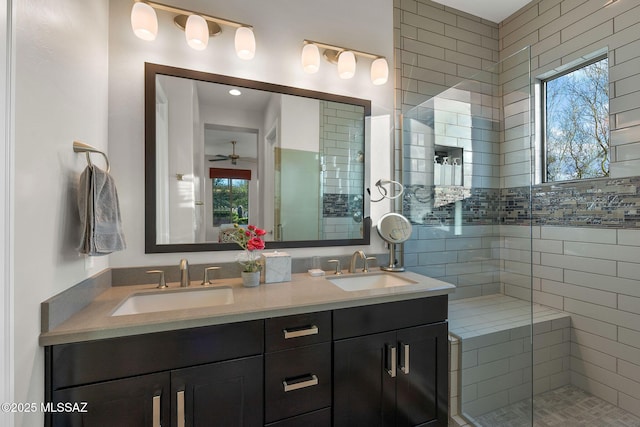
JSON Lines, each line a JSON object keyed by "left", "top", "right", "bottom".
{"left": 402, "top": 47, "right": 533, "bottom": 426}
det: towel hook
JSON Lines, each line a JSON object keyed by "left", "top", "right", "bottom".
{"left": 73, "top": 140, "right": 110, "bottom": 173}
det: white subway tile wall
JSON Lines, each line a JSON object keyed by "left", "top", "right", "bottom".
{"left": 395, "top": 0, "right": 640, "bottom": 421}
{"left": 449, "top": 295, "right": 570, "bottom": 420}
{"left": 503, "top": 225, "right": 640, "bottom": 417}
{"left": 318, "top": 100, "right": 364, "bottom": 239}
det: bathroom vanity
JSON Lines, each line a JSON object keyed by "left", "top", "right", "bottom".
{"left": 42, "top": 270, "right": 453, "bottom": 427}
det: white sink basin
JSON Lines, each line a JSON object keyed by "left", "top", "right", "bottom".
{"left": 111, "top": 287, "right": 234, "bottom": 316}
{"left": 328, "top": 272, "right": 417, "bottom": 292}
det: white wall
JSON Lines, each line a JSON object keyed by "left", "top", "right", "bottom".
{"left": 280, "top": 96, "right": 319, "bottom": 151}
{"left": 108, "top": 0, "right": 394, "bottom": 266}
{"left": 1, "top": 1, "right": 12, "bottom": 425}
{"left": 163, "top": 76, "right": 197, "bottom": 243}
{"left": 13, "top": 1, "right": 109, "bottom": 425}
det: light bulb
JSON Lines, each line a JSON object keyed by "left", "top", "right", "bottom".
{"left": 185, "top": 15, "right": 209, "bottom": 51}
{"left": 235, "top": 27, "right": 256, "bottom": 60}
{"left": 370, "top": 57, "right": 389, "bottom": 85}
{"left": 301, "top": 44, "right": 320, "bottom": 74}
{"left": 130, "top": 2, "right": 158, "bottom": 41}
{"left": 338, "top": 51, "right": 356, "bottom": 79}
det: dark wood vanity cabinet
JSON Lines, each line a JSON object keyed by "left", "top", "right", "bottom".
{"left": 333, "top": 296, "right": 449, "bottom": 427}
{"left": 45, "top": 295, "right": 448, "bottom": 427}
{"left": 45, "top": 320, "right": 264, "bottom": 427}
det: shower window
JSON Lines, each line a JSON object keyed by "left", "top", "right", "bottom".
{"left": 542, "top": 55, "right": 609, "bottom": 182}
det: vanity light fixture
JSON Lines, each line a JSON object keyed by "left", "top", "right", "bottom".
{"left": 370, "top": 57, "right": 389, "bottom": 86}
{"left": 235, "top": 26, "right": 256, "bottom": 60}
{"left": 301, "top": 43, "right": 320, "bottom": 74}
{"left": 131, "top": 2, "right": 158, "bottom": 41}
{"left": 130, "top": 1, "right": 256, "bottom": 59}
{"left": 185, "top": 14, "right": 209, "bottom": 50}
{"left": 338, "top": 51, "right": 356, "bottom": 79}
{"left": 301, "top": 40, "right": 389, "bottom": 85}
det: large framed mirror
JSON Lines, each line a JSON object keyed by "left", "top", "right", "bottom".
{"left": 145, "top": 63, "right": 371, "bottom": 253}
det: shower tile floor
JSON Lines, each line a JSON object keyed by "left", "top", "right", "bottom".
{"left": 471, "top": 385, "right": 640, "bottom": 427}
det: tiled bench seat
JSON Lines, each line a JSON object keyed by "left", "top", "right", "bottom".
{"left": 448, "top": 295, "right": 571, "bottom": 426}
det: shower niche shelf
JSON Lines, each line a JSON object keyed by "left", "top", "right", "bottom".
{"left": 434, "top": 145, "right": 463, "bottom": 186}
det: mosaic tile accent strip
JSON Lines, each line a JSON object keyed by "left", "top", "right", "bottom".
{"left": 526, "top": 177, "right": 640, "bottom": 228}
{"left": 404, "top": 177, "right": 640, "bottom": 229}
{"left": 404, "top": 185, "right": 501, "bottom": 225}
{"left": 472, "top": 385, "right": 640, "bottom": 427}
{"left": 322, "top": 193, "right": 362, "bottom": 217}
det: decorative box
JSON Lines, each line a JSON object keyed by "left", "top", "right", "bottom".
{"left": 261, "top": 251, "right": 291, "bottom": 283}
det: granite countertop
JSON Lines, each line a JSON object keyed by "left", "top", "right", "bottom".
{"left": 39, "top": 269, "right": 455, "bottom": 346}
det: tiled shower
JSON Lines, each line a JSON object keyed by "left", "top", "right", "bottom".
{"left": 402, "top": 44, "right": 640, "bottom": 426}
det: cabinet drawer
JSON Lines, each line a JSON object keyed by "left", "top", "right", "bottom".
{"left": 264, "top": 343, "right": 331, "bottom": 423}
{"left": 48, "top": 320, "right": 263, "bottom": 389}
{"left": 265, "top": 311, "right": 331, "bottom": 352}
{"left": 333, "top": 295, "right": 448, "bottom": 340}
{"left": 265, "top": 407, "right": 331, "bottom": 427}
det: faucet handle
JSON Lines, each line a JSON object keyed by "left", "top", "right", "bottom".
{"left": 201, "top": 266, "right": 221, "bottom": 286}
{"left": 363, "top": 256, "right": 377, "bottom": 273}
{"left": 328, "top": 259, "right": 342, "bottom": 275}
{"left": 146, "top": 270, "right": 167, "bottom": 289}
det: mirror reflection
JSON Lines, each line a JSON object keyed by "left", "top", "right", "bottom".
{"left": 145, "top": 63, "right": 371, "bottom": 253}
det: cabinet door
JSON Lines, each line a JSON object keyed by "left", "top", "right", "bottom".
{"left": 396, "top": 322, "right": 448, "bottom": 427}
{"left": 171, "top": 355, "right": 263, "bottom": 427}
{"left": 51, "top": 371, "right": 169, "bottom": 427}
{"left": 333, "top": 331, "right": 396, "bottom": 427}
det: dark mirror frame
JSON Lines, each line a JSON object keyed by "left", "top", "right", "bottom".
{"left": 145, "top": 62, "right": 372, "bottom": 253}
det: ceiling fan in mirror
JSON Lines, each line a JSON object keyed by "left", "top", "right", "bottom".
{"left": 209, "top": 140, "right": 256, "bottom": 165}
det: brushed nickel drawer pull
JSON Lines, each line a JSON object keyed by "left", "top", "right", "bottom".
{"left": 177, "top": 390, "right": 185, "bottom": 427}
{"left": 152, "top": 394, "right": 161, "bottom": 427}
{"left": 283, "top": 325, "right": 318, "bottom": 339}
{"left": 400, "top": 342, "right": 410, "bottom": 374}
{"left": 386, "top": 344, "right": 397, "bottom": 378}
{"left": 283, "top": 374, "right": 319, "bottom": 392}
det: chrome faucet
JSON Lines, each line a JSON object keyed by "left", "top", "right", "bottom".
{"left": 179, "top": 259, "right": 190, "bottom": 287}
{"left": 349, "top": 250, "right": 367, "bottom": 273}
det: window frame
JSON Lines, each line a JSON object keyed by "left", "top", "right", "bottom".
{"left": 539, "top": 53, "right": 610, "bottom": 183}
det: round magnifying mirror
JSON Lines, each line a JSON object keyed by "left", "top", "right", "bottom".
{"left": 377, "top": 213, "right": 412, "bottom": 272}
{"left": 376, "top": 212, "right": 412, "bottom": 244}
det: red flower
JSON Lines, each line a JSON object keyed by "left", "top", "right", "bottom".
{"left": 247, "top": 237, "right": 265, "bottom": 251}
{"left": 255, "top": 228, "right": 267, "bottom": 236}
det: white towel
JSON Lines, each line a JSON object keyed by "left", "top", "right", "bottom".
{"left": 78, "top": 165, "right": 126, "bottom": 255}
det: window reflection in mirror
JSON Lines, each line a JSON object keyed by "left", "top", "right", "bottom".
{"left": 210, "top": 168, "right": 251, "bottom": 242}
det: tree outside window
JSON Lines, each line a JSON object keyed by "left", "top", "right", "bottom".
{"left": 212, "top": 177, "right": 249, "bottom": 226}
{"left": 544, "top": 57, "right": 609, "bottom": 182}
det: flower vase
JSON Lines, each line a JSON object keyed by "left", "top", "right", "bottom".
{"left": 241, "top": 271, "right": 260, "bottom": 288}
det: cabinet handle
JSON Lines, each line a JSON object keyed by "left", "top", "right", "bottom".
{"left": 283, "top": 325, "right": 318, "bottom": 339}
{"left": 177, "top": 390, "right": 185, "bottom": 427}
{"left": 400, "top": 342, "right": 410, "bottom": 374}
{"left": 386, "top": 345, "right": 397, "bottom": 378}
{"left": 283, "top": 374, "right": 319, "bottom": 392}
{"left": 152, "top": 394, "right": 161, "bottom": 427}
